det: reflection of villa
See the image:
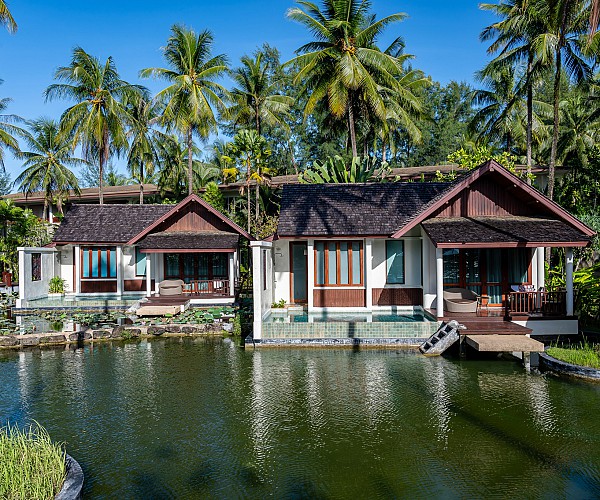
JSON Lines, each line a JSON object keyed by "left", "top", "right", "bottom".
{"left": 17, "top": 195, "right": 251, "bottom": 307}
{"left": 251, "top": 161, "right": 595, "bottom": 341}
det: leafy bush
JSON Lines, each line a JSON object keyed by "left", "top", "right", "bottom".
{"left": 48, "top": 277, "right": 67, "bottom": 294}
{"left": 271, "top": 299, "right": 286, "bottom": 308}
{"left": 547, "top": 263, "right": 600, "bottom": 323}
{"left": 299, "top": 155, "right": 390, "bottom": 184}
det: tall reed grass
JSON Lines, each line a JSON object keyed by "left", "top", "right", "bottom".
{"left": 0, "top": 422, "right": 66, "bottom": 499}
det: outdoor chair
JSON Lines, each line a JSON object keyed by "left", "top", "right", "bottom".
{"left": 158, "top": 279, "right": 184, "bottom": 296}
{"left": 443, "top": 287, "right": 479, "bottom": 313}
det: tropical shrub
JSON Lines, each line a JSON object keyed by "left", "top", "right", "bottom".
{"left": 299, "top": 155, "right": 390, "bottom": 184}
{"left": 48, "top": 276, "right": 67, "bottom": 294}
{"left": 547, "top": 263, "right": 600, "bottom": 323}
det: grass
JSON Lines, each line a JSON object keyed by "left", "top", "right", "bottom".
{"left": 546, "top": 339, "right": 600, "bottom": 370}
{"left": 0, "top": 423, "right": 66, "bottom": 499}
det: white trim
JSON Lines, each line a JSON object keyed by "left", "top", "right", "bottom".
{"left": 566, "top": 247, "right": 574, "bottom": 316}
{"left": 436, "top": 247, "right": 444, "bottom": 318}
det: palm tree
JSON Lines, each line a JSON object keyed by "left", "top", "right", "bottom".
{"left": 0, "top": 0, "right": 16, "bottom": 33}
{"left": 227, "top": 52, "right": 294, "bottom": 134}
{"left": 0, "top": 81, "right": 23, "bottom": 169}
{"left": 533, "top": 0, "right": 591, "bottom": 200}
{"left": 45, "top": 47, "right": 146, "bottom": 204}
{"left": 126, "top": 95, "right": 170, "bottom": 203}
{"left": 286, "top": 0, "right": 411, "bottom": 157}
{"left": 141, "top": 25, "right": 229, "bottom": 196}
{"left": 14, "top": 118, "right": 85, "bottom": 221}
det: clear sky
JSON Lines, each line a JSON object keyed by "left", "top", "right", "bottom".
{"left": 0, "top": 0, "right": 497, "bottom": 182}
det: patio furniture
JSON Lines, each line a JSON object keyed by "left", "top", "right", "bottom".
{"left": 443, "top": 288, "right": 479, "bottom": 313}
{"left": 158, "top": 279, "right": 184, "bottom": 296}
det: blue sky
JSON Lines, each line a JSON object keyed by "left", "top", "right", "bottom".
{"left": 0, "top": 0, "right": 496, "bottom": 182}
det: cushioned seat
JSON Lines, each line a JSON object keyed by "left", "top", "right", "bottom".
{"left": 158, "top": 279, "right": 184, "bottom": 296}
{"left": 443, "top": 288, "right": 479, "bottom": 313}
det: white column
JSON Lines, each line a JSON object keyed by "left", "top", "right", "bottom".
{"left": 228, "top": 252, "right": 235, "bottom": 297}
{"left": 251, "top": 241, "right": 264, "bottom": 340}
{"left": 116, "top": 246, "right": 123, "bottom": 296}
{"left": 566, "top": 247, "right": 574, "bottom": 316}
{"left": 365, "top": 239, "right": 373, "bottom": 310}
{"left": 17, "top": 248, "right": 25, "bottom": 303}
{"left": 307, "top": 239, "right": 314, "bottom": 311}
{"left": 154, "top": 254, "right": 160, "bottom": 295}
{"left": 74, "top": 245, "right": 81, "bottom": 295}
{"left": 436, "top": 247, "right": 444, "bottom": 318}
{"left": 421, "top": 236, "right": 429, "bottom": 305}
{"left": 536, "top": 247, "right": 545, "bottom": 290}
{"left": 146, "top": 253, "right": 152, "bottom": 298}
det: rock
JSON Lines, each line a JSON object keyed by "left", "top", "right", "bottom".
{"left": 0, "top": 336, "right": 19, "bottom": 347}
{"left": 110, "top": 326, "right": 126, "bottom": 338}
{"left": 39, "top": 335, "right": 66, "bottom": 344}
{"left": 222, "top": 323, "right": 234, "bottom": 332}
{"left": 68, "top": 331, "right": 91, "bottom": 342}
{"left": 148, "top": 326, "right": 166, "bottom": 336}
{"left": 20, "top": 336, "right": 40, "bottom": 346}
{"left": 124, "top": 328, "right": 141, "bottom": 338}
{"left": 92, "top": 330, "right": 110, "bottom": 339}
{"left": 165, "top": 325, "right": 181, "bottom": 333}
{"left": 181, "top": 326, "right": 200, "bottom": 334}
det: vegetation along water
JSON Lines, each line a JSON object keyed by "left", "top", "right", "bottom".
{"left": 0, "top": 338, "right": 599, "bottom": 498}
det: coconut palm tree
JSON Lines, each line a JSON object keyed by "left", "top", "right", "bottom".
{"left": 0, "top": 0, "right": 16, "bottom": 33}
{"left": 286, "top": 0, "right": 411, "bottom": 157}
{"left": 126, "top": 95, "right": 170, "bottom": 203}
{"left": 14, "top": 118, "right": 85, "bottom": 221}
{"left": 0, "top": 81, "right": 23, "bottom": 169}
{"left": 227, "top": 52, "right": 294, "bottom": 134}
{"left": 45, "top": 48, "right": 146, "bottom": 204}
{"left": 141, "top": 25, "right": 229, "bottom": 196}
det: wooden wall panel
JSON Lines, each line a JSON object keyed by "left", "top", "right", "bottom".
{"left": 434, "top": 177, "right": 535, "bottom": 218}
{"left": 124, "top": 279, "right": 155, "bottom": 292}
{"left": 313, "top": 288, "right": 365, "bottom": 307}
{"left": 373, "top": 287, "right": 423, "bottom": 306}
{"left": 80, "top": 280, "right": 117, "bottom": 293}
{"left": 159, "top": 205, "right": 234, "bottom": 233}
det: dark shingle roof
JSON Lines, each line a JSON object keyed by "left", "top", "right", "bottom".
{"left": 53, "top": 204, "right": 173, "bottom": 243}
{"left": 422, "top": 217, "right": 591, "bottom": 245}
{"left": 277, "top": 183, "right": 449, "bottom": 237}
{"left": 137, "top": 231, "right": 239, "bottom": 250}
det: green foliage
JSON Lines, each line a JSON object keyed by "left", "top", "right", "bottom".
{"left": 0, "top": 422, "right": 66, "bottom": 500}
{"left": 299, "top": 155, "right": 390, "bottom": 183}
{"left": 202, "top": 181, "right": 225, "bottom": 213}
{"left": 271, "top": 299, "right": 286, "bottom": 308}
{"left": 448, "top": 146, "right": 517, "bottom": 172}
{"left": 233, "top": 313, "right": 242, "bottom": 337}
{"left": 547, "top": 338, "right": 600, "bottom": 369}
{"left": 250, "top": 213, "right": 279, "bottom": 240}
{"left": 547, "top": 263, "right": 600, "bottom": 322}
{"left": 48, "top": 276, "right": 66, "bottom": 294}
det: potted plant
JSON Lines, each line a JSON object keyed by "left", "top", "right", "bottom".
{"left": 48, "top": 276, "right": 67, "bottom": 298}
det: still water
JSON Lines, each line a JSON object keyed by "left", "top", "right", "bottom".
{"left": 1, "top": 338, "right": 599, "bottom": 498}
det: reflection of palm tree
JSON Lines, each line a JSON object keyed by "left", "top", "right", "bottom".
{"left": 14, "top": 118, "right": 84, "bottom": 221}
{"left": 45, "top": 48, "right": 146, "bottom": 204}
{"left": 141, "top": 25, "right": 229, "bottom": 196}
{"left": 0, "top": 0, "right": 16, "bottom": 33}
{"left": 287, "top": 0, "right": 410, "bottom": 157}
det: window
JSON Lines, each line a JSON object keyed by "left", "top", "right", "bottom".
{"left": 31, "top": 253, "right": 41, "bottom": 281}
{"left": 386, "top": 240, "right": 405, "bottom": 284}
{"left": 135, "top": 248, "right": 146, "bottom": 276}
{"left": 314, "top": 241, "right": 362, "bottom": 286}
{"left": 262, "top": 250, "right": 267, "bottom": 291}
{"left": 81, "top": 247, "right": 117, "bottom": 278}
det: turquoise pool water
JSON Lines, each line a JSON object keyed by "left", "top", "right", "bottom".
{"left": 265, "top": 309, "right": 436, "bottom": 323}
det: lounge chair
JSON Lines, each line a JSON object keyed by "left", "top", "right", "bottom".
{"left": 443, "top": 287, "right": 479, "bottom": 313}
{"left": 158, "top": 279, "right": 184, "bottom": 296}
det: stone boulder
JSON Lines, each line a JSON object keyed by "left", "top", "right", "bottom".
{"left": 0, "top": 336, "right": 19, "bottom": 347}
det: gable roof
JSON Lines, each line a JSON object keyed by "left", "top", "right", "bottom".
{"left": 277, "top": 183, "right": 448, "bottom": 237}
{"left": 53, "top": 204, "right": 173, "bottom": 244}
{"left": 391, "top": 160, "right": 596, "bottom": 239}
{"left": 126, "top": 194, "right": 252, "bottom": 245}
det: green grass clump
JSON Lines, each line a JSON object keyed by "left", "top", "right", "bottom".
{"left": 547, "top": 340, "right": 600, "bottom": 369}
{"left": 0, "top": 423, "right": 66, "bottom": 499}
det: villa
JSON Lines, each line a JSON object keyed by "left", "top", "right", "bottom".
{"left": 250, "top": 160, "right": 595, "bottom": 343}
{"left": 16, "top": 194, "right": 251, "bottom": 308}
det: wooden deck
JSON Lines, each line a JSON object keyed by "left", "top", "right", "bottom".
{"left": 426, "top": 309, "right": 533, "bottom": 335}
{"left": 465, "top": 335, "right": 544, "bottom": 352}
{"left": 144, "top": 296, "right": 191, "bottom": 307}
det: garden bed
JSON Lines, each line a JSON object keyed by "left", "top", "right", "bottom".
{"left": 541, "top": 340, "right": 600, "bottom": 380}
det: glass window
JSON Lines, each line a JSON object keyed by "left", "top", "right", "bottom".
{"left": 509, "top": 248, "right": 529, "bottom": 283}
{"left": 81, "top": 247, "right": 117, "bottom": 278}
{"left": 135, "top": 248, "right": 146, "bottom": 276}
{"left": 443, "top": 249, "right": 460, "bottom": 284}
{"left": 351, "top": 242, "right": 361, "bottom": 285}
{"left": 315, "top": 242, "right": 325, "bottom": 285}
{"left": 386, "top": 240, "right": 405, "bottom": 284}
{"left": 165, "top": 254, "right": 180, "bottom": 277}
{"left": 465, "top": 249, "right": 481, "bottom": 283}
{"left": 314, "top": 241, "right": 362, "bottom": 286}
{"left": 213, "top": 254, "right": 228, "bottom": 279}
{"left": 339, "top": 242, "right": 349, "bottom": 284}
{"left": 327, "top": 242, "right": 337, "bottom": 285}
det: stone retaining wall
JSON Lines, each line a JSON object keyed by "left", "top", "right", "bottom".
{"left": 0, "top": 323, "right": 228, "bottom": 349}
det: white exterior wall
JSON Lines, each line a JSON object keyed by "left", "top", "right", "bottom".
{"left": 272, "top": 239, "right": 291, "bottom": 304}
{"left": 371, "top": 238, "right": 422, "bottom": 289}
{"left": 421, "top": 229, "right": 438, "bottom": 309}
{"left": 58, "top": 245, "right": 74, "bottom": 294}
{"left": 17, "top": 247, "right": 57, "bottom": 306}
{"left": 251, "top": 241, "right": 274, "bottom": 340}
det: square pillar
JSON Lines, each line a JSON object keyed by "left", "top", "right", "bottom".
{"left": 566, "top": 247, "right": 574, "bottom": 316}
{"left": 116, "top": 246, "right": 123, "bottom": 296}
{"left": 146, "top": 253, "right": 152, "bottom": 298}
{"left": 307, "top": 239, "right": 314, "bottom": 311}
{"left": 228, "top": 252, "right": 235, "bottom": 297}
{"left": 436, "top": 247, "right": 444, "bottom": 318}
{"left": 74, "top": 245, "right": 81, "bottom": 295}
{"left": 365, "top": 239, "right": 373, "bottom": 310}
{"left": 536, "top": 247, "right": 545, "bottom": 291}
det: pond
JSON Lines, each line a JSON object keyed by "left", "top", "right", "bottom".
{"left": 1, "top": 339, "right": 599, "bottom": 498}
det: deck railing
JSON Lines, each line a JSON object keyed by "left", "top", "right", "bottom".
{"left": 184, "top": 280, "right": 231, "bottom": 297}
{"left": 506, "top": 290, "right": 567, "bottom": 316}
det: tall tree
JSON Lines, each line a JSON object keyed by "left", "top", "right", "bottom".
{"left": 0, "top": 80, "right": 24, "bottom": 169}
{"left": 286, "top": 0, "right": 412, "bottom": 157}
{"left": 227, "top": 51, "right": 294, "bottom": 134}
{"left": 45, "top": 48, "right": 146, "bottom": 204}
{"left": 141, "top": 25, "right": 229, "bottom": 196}
{"left": 14, "top": 118, "right": 84, "bottom": 220}
{"left": 0, "top": 0, "right": 16, "bottom": 33}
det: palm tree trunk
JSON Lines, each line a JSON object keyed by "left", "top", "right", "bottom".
{"left": 526, "top": 53, "right": 533, "bottom": 185}
{"left": 382, "top": 139, "right": 387, "bottom": 163}
{"left": 43, "top": 199, "right": 48, "bottom": 222}
{"left": 187, "top": 126, "right": 194, "bottom": 196}
{"left": 98, "top": 151, "right": 104, "bottom": 205}
{"left": 139, "top": 164, "right": 144, "bottom": 204}
{"left": 348, "top": 96, "right": 358, "bottom": 158}
{"left": 549, "top": 48, "right": 562, "bottom": 201}
{"left": 246, "top": 158, "right": 251, "bottom": 234}
{"left": 255, "top": 183, "right": 260, "bottom": 222}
